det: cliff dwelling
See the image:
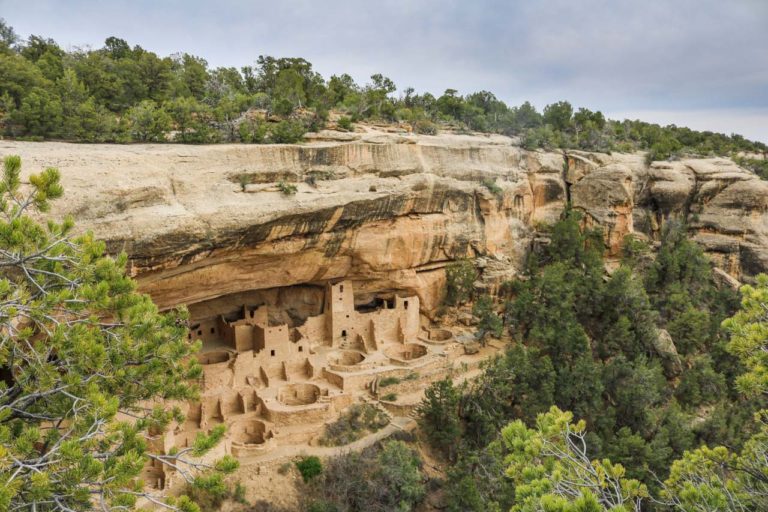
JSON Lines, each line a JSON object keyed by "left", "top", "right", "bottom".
{"left": 145, "top": 279, "right": 499, "bottom": 492}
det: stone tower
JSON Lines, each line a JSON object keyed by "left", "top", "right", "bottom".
{"left": 326, "top": 281, "right": 356, "bottom": 347}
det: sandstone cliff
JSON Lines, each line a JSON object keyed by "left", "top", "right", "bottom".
{"left": 3, "top": 130, "right": 766, "bottom": 315}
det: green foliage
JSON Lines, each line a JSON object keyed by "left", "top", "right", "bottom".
{"left": 125, "top": 99, "right": 171, "bottom": 142}
{"left": 336, "top": 116, "right": 352, "bottom": 131}
{"left": 662, "top": 414, "right": 768, "bottom": 511}
{"left": 0, "top": 156, "right": 232, "bottom": 510}
{"left": 472, "top": 294, "right": 503, "bottom": 341}
{"left": 413, "top": 119, "right": 437, "bottom": 135}
{"left": 675, "top": 356, "right": 726, "bottom": 407}
{"left": 379, "top": 376, "right": 400, "bottom": 387}
{"left": 444, "top": 441, "right": 515, "bottom": 512}
{"left": 503, "top": 407, "right": 648, "bottom": 511}
{"left": 461, "top": 345, "right": 556, "bottom": 447}
{"left": 239, "top": 118, "right": 268, "bottom": 143}
{"left": 168, "top": 96, "right": 215, "bottom": 143}
{"left": 481, "top": 177, "right": 503, "bottom": 196}
{"left": 416, "top": 378, "right": 462, "bottom": 460}
{"left": 303, "top": 441, "right": 425, "bottom": 512}
{"left": 277, "top": 180, "right": 298, "bottom": 195}
{"left": 296, "top": 456, "right": 323, "bottom": 483}
{"left": 373, "top": 440, "right": 426, "bottom": 511}
{"left": 319, "top": 404, "right": 390, "bottom": 446}
{"left": 734, "top": 156, "right": 768, "bottom": 180}
{"left": 444, "top": 258, "right": 477, "bottom": 306}
{"left": 233, "top": 482, "right": 248, "bottom": 504}
{"left": 270, "top": 119, "right": 307, "bottom": 143}
{"left": 0, "top": 19, "right": 763, "bottom": 153}
{"left": 433, "top": 206, "right": 748, "bottom": 506}
{"left": 543, "top": 100, "right": 573, "bottom": 131}
{"left": 185, "top": 474, "right": 229, "bottom": 512}
{"left": 237, "top": 173, "right": 251, "bottom": 191}
{"left": 646, "top": 137, "right": 683, "bottom": 164}
{"left": 722, "top": 274, "right": 768, "bottom": 397}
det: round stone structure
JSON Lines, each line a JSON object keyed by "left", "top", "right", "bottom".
{"left": 385, "top": 343, "right": 428, "bottom": 364}
{"left": 277, "top": 383, "right": 321, "bottom": 406}
{"left": 197, "top": 350, "right": 234, "bottom": 365}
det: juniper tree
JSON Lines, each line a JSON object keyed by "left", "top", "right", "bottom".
{"left": 0, "top": 155, "right": 235, "bottom": 511}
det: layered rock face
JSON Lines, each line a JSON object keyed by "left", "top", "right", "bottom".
{"left": 4, "top": 131, "right": 766, "bottom": 316}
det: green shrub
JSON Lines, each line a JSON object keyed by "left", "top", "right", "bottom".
{"left": 184, "top": 474, "right": 229, "bottom": 512}
{"left": 302, "top": 441, "right": 425, "bottom": 512}
{"left": 381, "top": 393, "right": 398, "bottom": 401}
{"left": 319, "top": 404, "right": 390, "bottom": 446}
{"left": 473, "top": 294, "right": 503, "bottom": 341}
{"left": 270, "top": 119, "right": 306, "bottom": 143}
{"left": 734, "top": 156, "right": 768, "bottom": 180}
{"left": 277, "top": 181, "right": 298, "bottom": 195}
{"left": 445, "top": 259, "right": 477, "bottom": 306}
{"left": 239, "top": 119, "right": 268, "bottom": 143}
{"left": 233, "top": 482, "right": 248, "bottom": 504}
{"left": 645, "top": 137, "right": 682, "bottom": 164}
{"left": 271, "top": 97, "right": 294, "bottom": 117}
{"left": 413, "top": 119, "right": 437, "bottom": 135}
{"left": 237, "top": 173, "right": 251, "bottom": 192}
{"left": 307, "top": 501, "right": 339, "bottom": 512}
{"left": 481, "top": 177, "right": 503, "bottom": 196}
{"left": 337, "top": 116, "right": 352, "bottom": 131}
{"left": 296, "top": 456, "right": 323, "bottom": 482}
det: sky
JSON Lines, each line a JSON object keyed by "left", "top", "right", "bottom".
{"left": 2, "top": 0, "right": 767, "bottom": 142}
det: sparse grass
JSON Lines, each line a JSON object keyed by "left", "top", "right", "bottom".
{"left": 277, "top": 462, "right": 292, "bottom": 475}
{"left": 233, "top": 482, "right": 248, "bottom": 505}
{"left": 404, "top": 372, "right": 419, "bottom": 381}
{"left": 319, "top": 404, "right": 390, "bottom": 446}
{"left": 379, "top": 376, "right": 400, "bottom": 387}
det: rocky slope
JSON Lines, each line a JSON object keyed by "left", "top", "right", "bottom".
{"left": 4, "top": 129, "right": 767, "bottom": 315}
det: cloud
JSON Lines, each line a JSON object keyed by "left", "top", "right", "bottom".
{"left": 2, "top": 0, "right": 766, "bottom": 140}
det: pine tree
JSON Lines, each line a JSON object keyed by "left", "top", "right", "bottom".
{"left": 0, "top": 156, "right": 235, "bottom": 511}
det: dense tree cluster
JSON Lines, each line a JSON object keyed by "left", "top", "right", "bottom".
{"left": 418, "top": 208, "right": 767, "bottom": 510}
{"left": 300, "top": 440, "right": 425, "bottom": 512}
{"left": 0, "top": 18, "right": 766, "bottom": 166}
{"left": 0, "top": 156, "right": 235, "bottom": 510}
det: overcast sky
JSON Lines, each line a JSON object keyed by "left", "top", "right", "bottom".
{"left": 2, "top": 0, "right": 767, "bottom": 141}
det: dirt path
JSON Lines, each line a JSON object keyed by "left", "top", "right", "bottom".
{"left": 238, "top": 415, "right": 415, "bottom": 465}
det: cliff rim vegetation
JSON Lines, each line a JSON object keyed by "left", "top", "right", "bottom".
{"left": 0, "top": 17, "right": 766, "bottom": 173}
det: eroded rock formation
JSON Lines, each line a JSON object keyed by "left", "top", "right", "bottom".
{"left": 4, "top": 130, "right": 767, "bottom": 318}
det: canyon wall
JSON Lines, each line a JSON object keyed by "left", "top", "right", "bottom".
{"left": 4, "top": 130, "right": 767, "bottom": 315}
